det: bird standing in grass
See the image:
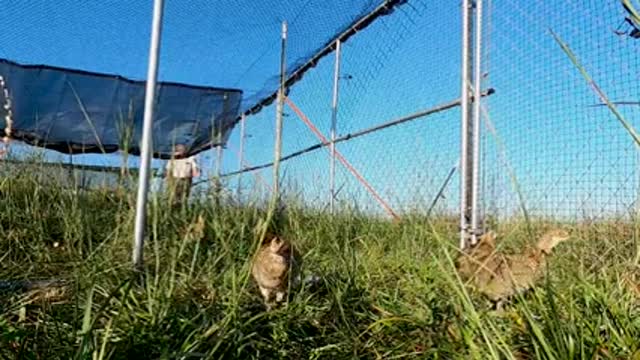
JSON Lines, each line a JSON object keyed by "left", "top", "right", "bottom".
{"left": 251, "top": 231, "right": 300, "bottom": 310}
{"left": 457, "top": 229, "right": 571, "bottom": 309}
{"left": 456, "top": 230, "right": 500, "bottom": 286}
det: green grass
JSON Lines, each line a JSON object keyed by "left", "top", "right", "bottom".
{"left": 1, "top": 162, "right": 640, "bottom": 359}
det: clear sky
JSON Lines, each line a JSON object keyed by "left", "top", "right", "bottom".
{"left": 1, "top": 0, "right": 639, "bottom": 220}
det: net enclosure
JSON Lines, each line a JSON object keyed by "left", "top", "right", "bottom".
{"left": 0, "top": 0, "right": 407, "bottom": 159}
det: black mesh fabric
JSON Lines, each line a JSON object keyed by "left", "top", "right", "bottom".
{"left": 0, "top": 59, "right": 242, "bottom": 159}
{"left": 0, "top": 1, "right": 408, "bottom": 118}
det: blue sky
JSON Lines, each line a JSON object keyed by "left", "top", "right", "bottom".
{"left": 1, "top": 0, "right": 639, "bottom": 220}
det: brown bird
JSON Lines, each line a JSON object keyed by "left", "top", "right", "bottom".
{"left": 456, "top": 230, "right": 500, "bottom": 285}
{"left": 251, "top": 231, "right": 300, "bottom": 310}
{"left": 457, "top": 229, "right": 571, "bottom": 308}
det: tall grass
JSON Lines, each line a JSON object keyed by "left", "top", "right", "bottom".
{"left": 0, "top": 159, "right": 639, "bottom": 359}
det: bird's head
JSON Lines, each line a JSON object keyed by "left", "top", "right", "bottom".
{"left": 536, "top": 229, "right": 571, "bottom": 254}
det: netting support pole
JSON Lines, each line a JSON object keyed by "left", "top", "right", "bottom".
{"left": 0, "top": 75, "right": 12, "bottom": 159}
{"left": 272, "top": 21, "right": 287, "bottom": 208}
{"left": 69, "top": 153, "right": 74, "bottom": 183}
{"left": 216, "top": 145, "right": 223, "bottom": 178}
{"left": 133, "top": 0, "right": 165, "bottom": 271}
{"left": 459, "top": 0, "right": 473, "bottom": 250}
{"left": 237, "top": 113, "right": 246, "bottom": 198}
{"left": 329, "top": 39, "right": 342, "bottom": 215}
{"left": 470, "top": 0, "right": 484, "bottom": 245}
{"left": 216, "top": 93, "right": 229, "bottom": 179}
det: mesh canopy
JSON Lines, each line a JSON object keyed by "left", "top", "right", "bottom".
{"left": 0, "top": 59, "right": 242, "bottom": 159}
{"left": 0, "top": 0, "right": 404, "bottom": 115}
{"left": 0, "top": 0, "right": 406, "bottom": 158}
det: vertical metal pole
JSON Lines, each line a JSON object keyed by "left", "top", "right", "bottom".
{"left": 635, "top": 148, "right": 640, "bottom": 265}
{"left": 69, "top": 153, "right": 74, "bottom": 184}
{"left": 470, "top": 0, "right": 483, "bottom": 245}
{"left": 216, "top": 93, "right": 229, "bottom": 178}
{"left": 237, "top": 113, "right": 246, "bottom": 197}
{"left": 272, "top": 21, "right": 287, "bottom": 205}
{"left": 209, "top": 116, "right": 216, "bottom": 171}
{"left": 214, "top": 142, "right": 223, "bottom": 203}
{"left": 133, "top": 0, "right": 165, "bottom": 271}
{"left": 329, "top": 40, "right": 342, "bottom": 214}
{"left": 215, "top": 145, "right": 223, "bottom": 177}
{"left": 0, "top": 75, "right": 12, "bottom": 160}
{"left": 459, "top": 0, "right": 472, "bottom": 250}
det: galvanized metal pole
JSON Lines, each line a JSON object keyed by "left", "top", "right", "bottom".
{"left": 636, "top": 148, "right": 640, "bottom": 265}
{"left": 214, "top": 142, "right": 223, "bottom": 203}
{"left": 237, "top": 113, "right": 246, "bottom": 197}
{"left": 470, "top": 0, "right": 484, "bottom": 245}
{"left": 133, "top": 0, "right": 165, "bottom": 271}
{"left": 216, "top": 93, "right": 229, "bottom": 178}
{"left": 272, "top": 21, "right": 287, "bottom": 205}
{"left": 459, "top": 0, "right": 473, "bottom": 250}
{"left": 209, "top": 116, "right": 216, "bottom": 171}
{"left": 216, "top": 144, "right": 223, "bottom": 177}
{"left": 329, "top": 40, "right": 342, "bottom": 214}
{"left": 68, "top": 153, "right": 74, "bottom": 182}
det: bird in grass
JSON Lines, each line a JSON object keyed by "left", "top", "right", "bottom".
{"left": 457, "top": 229, "right": 571, "bottom": 309}
{"left": 251, "top": 231, "right": 301, "bottom": 310}
{"left": 456, "top": 230, "right": 500, "bottom": 286}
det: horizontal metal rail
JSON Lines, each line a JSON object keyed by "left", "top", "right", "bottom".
{"left": 221, "top": 88, "right": 495, "bottom": 178}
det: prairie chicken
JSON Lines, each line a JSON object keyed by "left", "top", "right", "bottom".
{"left": 251, "top": 232, "right": 301, "bottom": 310}
{"left": 457, "top": 229, "right": 571, "bottom": 308}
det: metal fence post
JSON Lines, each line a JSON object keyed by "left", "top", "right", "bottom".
{"left": 216, "top": 93, "right": 229, "bottom": 179}
{"left": 133, "top": 0, "right": 165, "bottom": 271}
{"left": 272, "top": 21, "right": 287, "bottom": 206}
{"left": 470, "top": 0, "right": 484, "bottom": 245}
{"left": 216, "top": 143, "right": 223, "bottom": 178}
{"left": 330, "top": 39, "right": 342, "bottom": 214}
{"left": 237, "top": 113, "right": 246, "bottom": 198}
{"left": 459, "top": 0, "right": 473, "bottom": 250}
